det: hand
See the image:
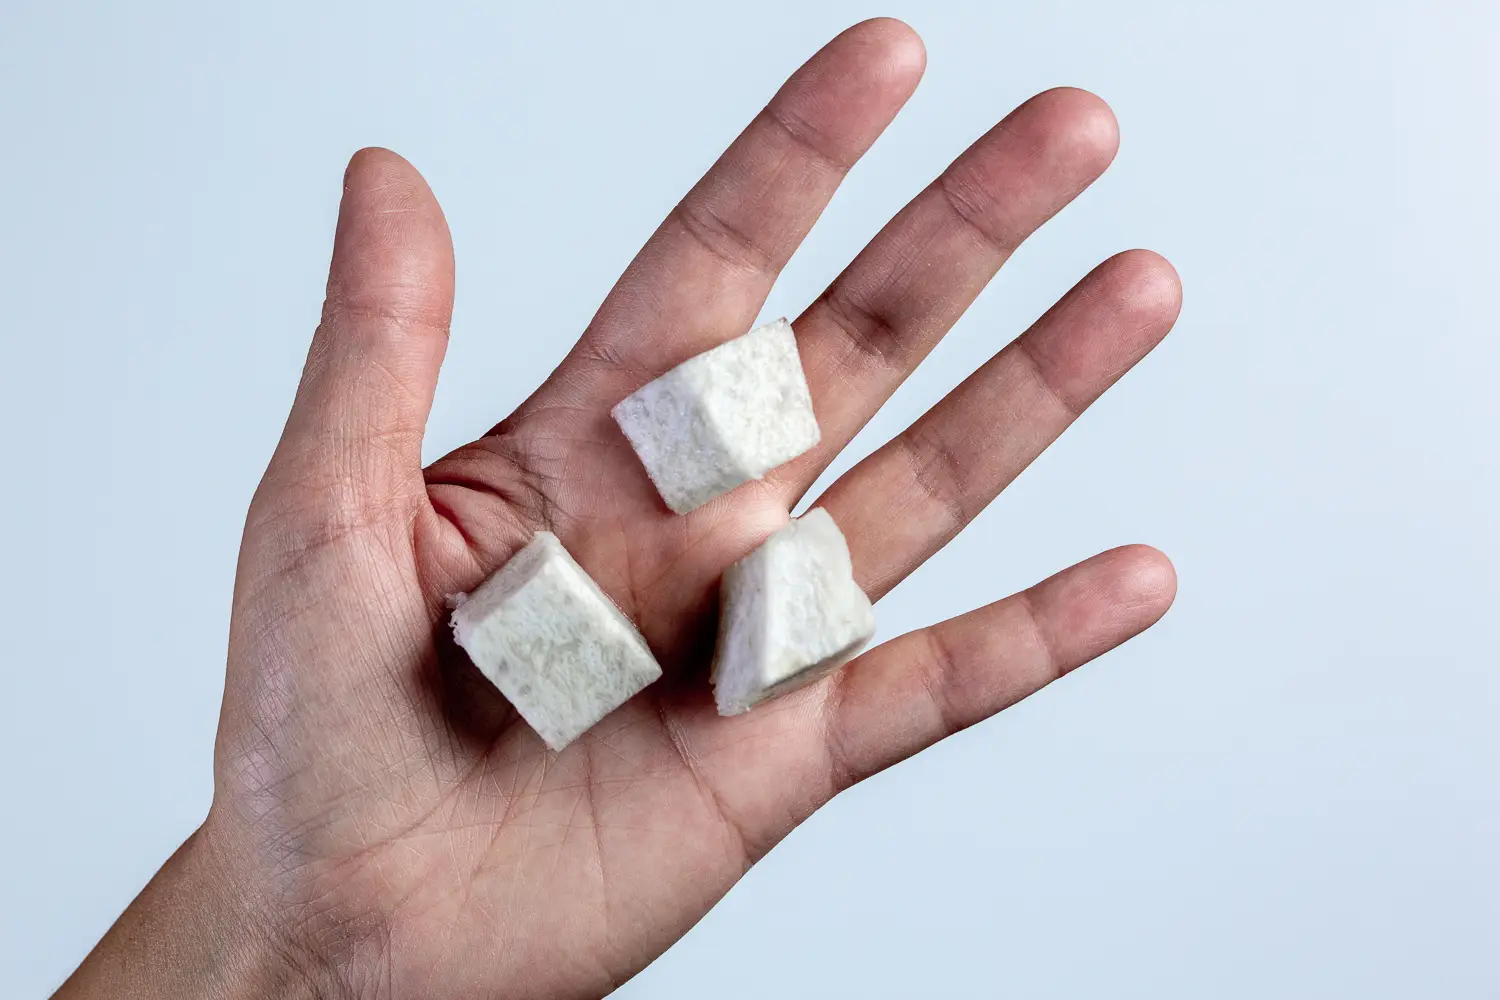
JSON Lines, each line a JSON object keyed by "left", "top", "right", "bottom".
{"left": 58, "top": 18, "right": 1180, "bottom": 1000}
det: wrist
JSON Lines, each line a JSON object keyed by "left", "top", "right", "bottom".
{"left": 53, "top": 814, "right": 329, "bottom": 1000}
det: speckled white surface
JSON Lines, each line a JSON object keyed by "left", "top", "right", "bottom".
{"left": 611, "top": 318, "right": 820, "bottom": 514}
{"left": 450, "top": 532, "right": 662, "bottom": 750}
{"left": 711, "top": 508, "right": 875, "bottom": 715}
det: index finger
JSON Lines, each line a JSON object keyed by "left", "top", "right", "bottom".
{"left": 514, "top": 18, "right": 925, "bottom": 422}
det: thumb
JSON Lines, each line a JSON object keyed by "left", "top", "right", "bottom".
{"left": 263, "top": 147, "right": 455, "bottom": 519}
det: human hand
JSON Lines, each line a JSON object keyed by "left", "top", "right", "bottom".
{"left": 58, "top": 18, "right": 1180, "bottom": 1000}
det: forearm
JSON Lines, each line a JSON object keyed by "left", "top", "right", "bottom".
{"left": 54, "top": 822, "right": 319, "bottom": 1000}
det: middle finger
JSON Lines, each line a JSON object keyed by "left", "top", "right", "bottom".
{"left": 771, "top": 87, "right": 1120, "bottom": 503}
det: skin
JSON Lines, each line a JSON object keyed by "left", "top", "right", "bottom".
{"left": 56, "top": 18, "right": 1182, "bottom": 1000}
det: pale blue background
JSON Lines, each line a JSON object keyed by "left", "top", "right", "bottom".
{"left": 2, "top": 1, "right": 1497, "bottom": 996}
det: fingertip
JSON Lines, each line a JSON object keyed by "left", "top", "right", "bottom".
{"left": 343, "top": 146, "right": 420, "bottom": 192}
{"left": 808, "top": 17, "right": 926, "bottom": 110}
{"left": 1109, "top": 544, "right": 1178, "bottom": 621}
{"left": 339, "top": 147, "right": 445, "bottom": 221}
{"left": 1011, "top": 248, "right": 1180, "bottom": 412}
{"left": 1028, "top": 86, "right": 1121, "bottom": 172}
{"left": 846, "top": 17, "right": 928, "bottom": 84}
{"left": 1101, "top": 249, "right": 1184, "bottom": 332}
{"left": 771, "top": 18, "right": 927, "bottom": 172}
{"left": 945, "top": 86, "right": 1119, "bottom": 233}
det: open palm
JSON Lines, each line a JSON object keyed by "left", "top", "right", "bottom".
{"left": 113, "top": 19, "right": 1182, "bottom": 1000}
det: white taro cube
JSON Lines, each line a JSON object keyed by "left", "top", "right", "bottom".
{"left": 611, "top": 318, "right": 820, "bottom": 514}
{"left": 450, "top": 532, "right": 662, "bottom": 750}
{"left": 711, "top": 508, "right": 876, "bottom": 716}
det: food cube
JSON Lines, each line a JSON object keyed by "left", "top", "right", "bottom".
{"left": 711, "top": 508, "right": 876, "bottom": 715}
{"left": 450, "top": 531, "right": 662, "bottom": 750}
{"left": 611, "top": 317, "right": 820, "bottom": 514}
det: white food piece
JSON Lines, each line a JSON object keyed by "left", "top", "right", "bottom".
{"left": 711, "top": 508, "right": 876, "bottom": 716}
{"left": 450, "top": 532, "right": 662, "bottom": 750}
{"left": 611, "top": 317, "right": 820, "bottom": 514}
